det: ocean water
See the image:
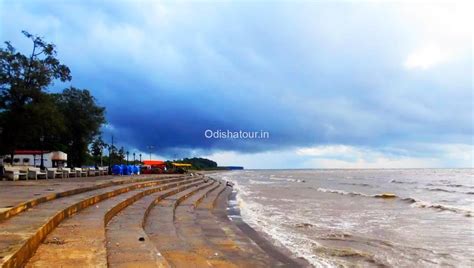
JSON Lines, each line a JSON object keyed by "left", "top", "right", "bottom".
{"left": 209, "top": 169, "right": 474, "bottom": 267}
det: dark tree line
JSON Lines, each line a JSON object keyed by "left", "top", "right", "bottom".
{"left": 0, "top": 31, "right": 105, "bottom": 167}
{"left": 90, "top": 138, "right": 141, "bottom": 167}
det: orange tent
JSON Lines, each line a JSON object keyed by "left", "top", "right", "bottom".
{"left": 143, "top": 160, "right": 166, "bottom": 166}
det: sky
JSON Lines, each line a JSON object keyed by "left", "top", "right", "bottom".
{"left": 0, "top": 0, "right": 472, "bottom": 168}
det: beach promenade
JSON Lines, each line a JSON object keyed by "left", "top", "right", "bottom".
{"left": 0, "top": 173, "right": 305, "bottom": 268}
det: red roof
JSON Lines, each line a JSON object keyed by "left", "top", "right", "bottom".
{"left": 143, "top": 160, "right": 166, "bottom": 166}
{"left": 14, "top": 150, "right": 50, "bottom": 155}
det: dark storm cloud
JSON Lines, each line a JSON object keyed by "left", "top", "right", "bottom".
{"left": 1, "top": 0, "right": 471, "bottom": 160}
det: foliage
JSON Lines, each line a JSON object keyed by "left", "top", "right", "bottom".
{"left": 118, "top": 146, "right": 125, "bottom": 162}
{"left": 0, "top": 32, "right": 221, "bottom": 169}
{"left": 90, "top": 135, "right": 107, "bottom": 166}
{"left": 53, "top": 87, "right": 105, "bottom": 167}
{"left": 0, "top": 31, "right": 71, "bottom": 156}
{"left": 0, "top": 31, "right": 106, "bottom": 167}
{"left": 169, "top": 157, "right": 218, "bottom": 170}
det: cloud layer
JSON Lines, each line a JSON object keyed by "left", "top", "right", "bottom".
{"left": 1, "top": 1, "right": 472, "bottom": 167}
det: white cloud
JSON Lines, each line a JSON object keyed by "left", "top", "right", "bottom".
{"left": 1, "top": 1, "right": 471, "bottom": 167}
{"left": 433, "top": 143, "right": 474, "bottom": 164}
{"left": 309, "top": 157, "right": 437, "bottom": 169}
{"left": 297, "top": 145, "right": 363, "bottom": 157}
{"left": 206, "top": 143, "right": 473, "bottom": 169}
{"left": 297, "top": 144, "right": 439, "bottom": 168}
{"left": 404, "top": 45, "right": 448, "bottom": 70}
{"left": 400, "top": 1, "right": 472, "bottom": 71}
{"left": 203, "top": 150, "right": 306, "bottom": 169}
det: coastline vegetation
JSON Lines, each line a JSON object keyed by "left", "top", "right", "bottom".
{"left": 0, "top": 31, "right": 224, "bottom": 169}
{"left": 166, "top": 157, "right": 218, "bottom": 170}
{"left": 0, "top": 31, "right": 105, "bottom": 167}
{"left": 0, "top": 31, "right": 225, "bottom": 170}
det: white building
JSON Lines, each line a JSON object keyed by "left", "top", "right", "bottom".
{"left": 2, "top": 150, "right": 68, "bottom": 168}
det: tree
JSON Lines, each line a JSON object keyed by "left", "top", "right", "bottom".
{"left": 0, "top": 32, "right": 107, "bottom": 169}
{"left": 108, "top": 143, "right": 118, "bottom": 165}
{"left": 91, "top": 135, "right": 107, "bottom": 167}
{"left": 0, "top": 31, "right": 71, "bottom": 160}
{"left": 118, "top": 146, "right": 125, "bottom": 164}
{"left": 54, "top": 87, "right": 106, "bottom": 167}
{"left": 168, "top": 157, "right": 218, "bottom": 170}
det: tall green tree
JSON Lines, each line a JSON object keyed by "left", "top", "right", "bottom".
{"left": 54, "top": 87, "right": 106, "bottom": 167}
{"left": 0, "top": 31, "right": 71, "bottom": 160}
{"left": 118, "top": 146, "right": 125, "bottom": 164}
{"left": 91, "top": 135, "right": 107, "bottom": 166}
{"left": 108, "top": 143, "right": 117, "bottom": 164}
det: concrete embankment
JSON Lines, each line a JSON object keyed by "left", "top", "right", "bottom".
{"left": 0, "top": 174, "right": 308, "bottom": 267}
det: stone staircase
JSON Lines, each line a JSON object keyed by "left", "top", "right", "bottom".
{"left": 0, "top": 174, "right": 304, "bottom": 268}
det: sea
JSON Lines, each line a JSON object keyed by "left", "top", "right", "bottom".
{"left": 209, "top": 169, "right": 474, "bottom": 267}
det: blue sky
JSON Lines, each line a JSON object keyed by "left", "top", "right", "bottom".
{"left": 1, "top": 0, "right": 472, "bottom": 168}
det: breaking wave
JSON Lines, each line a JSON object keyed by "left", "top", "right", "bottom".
{"left": 401, "top": 198, "right": 473, "bottom": 216}
{"left": 317, "top": 188, "right": 472, "bottom": 216}
{"left": 269, "top": 176, "right": 306, "bottom": 183}
{"left": 427, "top": 183, "right": 474, "bottom": 189}
{"left": 233, "top": 187, "right": 337, "bottom": 267}
{"left": 317, "top": 187, "right": 397, "bottom": 199}
{"left": 425, "top": 188, "right": 456, "bottom": 193}
{"left": 423, "top": 187, "right": 474, "bottom": 195}
{"left": 389, "top": 179, "right": 417, "bottom": 184}
{"left": 248, "top": 179, "right": 275, "bottom": 185}
{"left": 339, "top": 182, "right": 373, "bottom": 187}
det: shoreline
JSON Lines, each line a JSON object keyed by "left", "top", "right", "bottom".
{"left": 226, "top": 188, "right": 311, "bottom": 267}
{"left": 0, "top": 173, "right": 315, "bottom": 267}
{"left": 214, "top": 169, "right": 474, "bottom": 267}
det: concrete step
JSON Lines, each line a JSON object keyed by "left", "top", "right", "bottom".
{"left": 194, "top": 185, "right": 272, "bottom": 267}
{"left": 174, "top": 180, "right": 220, "bottom": 236}
{"left": 25, "top": 177, "right": 202, "bottom": 268}
{"left": 0, "top": 176, "right": 193, "bottom": 267}
{"left": 174, "top": 181, "right": 220, "bottom": 231}
{"left": 189, "top": 180, "right": 221, "bottom": 209}
{"left": 0, "top": 175, "right": 187, "bottom": 222}
{"left": 143, "top": 181, "right": 218, "bottom": 267}
{"left": 172, "top": 181, "right": 243, "bottom": 267}
{"left": 106, "top": 179, "right": 212, "bottom": 268}
{"left": 197, "top": 182, "right": 228, "bottom": 210}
